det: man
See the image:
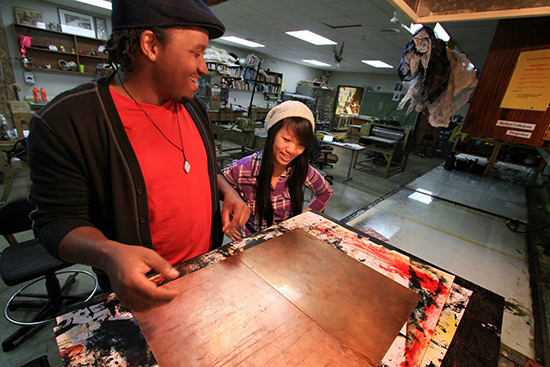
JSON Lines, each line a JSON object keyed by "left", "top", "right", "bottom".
{"left": 27, "top": 0, "right": 250, "bottom": 311}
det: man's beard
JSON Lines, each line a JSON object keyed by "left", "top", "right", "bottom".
{"left": 179, "top": 95, "right": 193, "bottom": 104}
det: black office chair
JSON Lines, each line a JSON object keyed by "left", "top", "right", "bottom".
{"left": 0, "top": 198, "right": 99, "bottom": 352}
{"left": 416, "top": 132, "right": 435, "bottom": 158}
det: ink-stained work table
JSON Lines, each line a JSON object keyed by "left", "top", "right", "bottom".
{"left": 54, "top": 212, "right": 503, "bottom": 367}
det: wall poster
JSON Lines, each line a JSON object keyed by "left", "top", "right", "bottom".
{"left": 500, "top": 49, "right": 550, "bottom": 111}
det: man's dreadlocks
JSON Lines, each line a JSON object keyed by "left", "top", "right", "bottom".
{"left": 105, "top": 27, "right": 169, "bottom": 72}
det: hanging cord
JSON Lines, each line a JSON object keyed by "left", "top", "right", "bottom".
{"left": 506, "top": 219, "right": 550, "bottom": 234}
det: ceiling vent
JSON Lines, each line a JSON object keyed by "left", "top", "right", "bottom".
{"left": 321, "top": 22, "right": 362, "bottom": 29}
{"left": 378, "top": 28, "right": 401, "bottom": 35}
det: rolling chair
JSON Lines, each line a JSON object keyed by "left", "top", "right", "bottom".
{"left": 0, "top": 198, "right": 99, "bottom": 352}
{"left": 315, "top": 145, "right": 339, "bottom": 170}
{"left": 415, "top": 130, "right": 435, "bottom": 158}
{"left": 314, "top": 147, "right": 339, "bottom": 184}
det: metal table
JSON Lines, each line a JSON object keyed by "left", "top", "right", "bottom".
{"left": 324, "top": 141, "right": 367, "bottom": 182}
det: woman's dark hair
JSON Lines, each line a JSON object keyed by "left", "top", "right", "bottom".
{"left": 105, "top": 27, "right": 169, "bottom": 72}
{"left": 255, "top": 117, "right": 313, "bottom": 229}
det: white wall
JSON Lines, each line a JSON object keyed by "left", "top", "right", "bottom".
{"left": 329, "top": 71, "right": 401, "bottom": 94}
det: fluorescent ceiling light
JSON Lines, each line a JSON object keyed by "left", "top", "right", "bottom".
{"left": 220, "top": 36, "right": 265, "bottom": 48}
{"left": 405, "top": 23, "right": 423, "bottom": 34}
{"left": 434, "top": 23, "right": 450, "bottom": 41}
{"left": 286, "top": 30, "right": 337, "bottom": 45}
{"left": 303, "top": 60, "right": 331, "bottom": 67}
{"left": 74, "top": 0, "right": 112, "bottom": 10}
{"left": 361, "top": 60, "right": 393, "bottom": 68}
{"left": 404, "top": 22, "right": 450, "bottom": 42}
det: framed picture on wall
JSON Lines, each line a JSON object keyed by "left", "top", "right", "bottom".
{"left": 94, "top": 17, "right": 108, "bottom": 40}
{"left": 58, "top": 8, "right": 95, "bottom": 38}
{"left": 14, "top": 7, "right": 45, "bottom": 28}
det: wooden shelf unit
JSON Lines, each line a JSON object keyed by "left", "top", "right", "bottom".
{"left": 14, "top": 24, "right": 110, "bottom": 76}
{"left": 207, "top": 110, "right": 243, "bottom": 124}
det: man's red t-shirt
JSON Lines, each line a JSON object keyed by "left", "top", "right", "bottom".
{"left": 111, "top": 88, "right": 212, "bottom": 264}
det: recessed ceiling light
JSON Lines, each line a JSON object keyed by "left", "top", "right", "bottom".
{"left": 303, "top": 60, "right": 331, "bottom": 67}
{"left": 361, "top": 60, "right": 393, "bottom": 68}
{"left": 74, "top": 0, "right": 112, "bottom": 10}
{"left": 219, "top": 36, "right": 265, "bottom": 48}
{"left": 286, "top": 30, "right": 337, "bottom": 45}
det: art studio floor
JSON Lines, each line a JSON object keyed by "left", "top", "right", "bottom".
{"left": 0, "top": 142, "right": 548, "bottom": 367}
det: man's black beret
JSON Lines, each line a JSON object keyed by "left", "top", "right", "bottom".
{"left": 112, "top": 0, "right": 225, "bottom": 39}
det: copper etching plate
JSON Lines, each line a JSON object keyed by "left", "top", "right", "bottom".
{"left": 236, "top": 229, "right": 421, "bottom": 366}
{"left": 134, "top": 229, "right": 420, "bottom": 366}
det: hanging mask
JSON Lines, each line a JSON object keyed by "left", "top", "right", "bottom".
{"left": 24, "top": 71, "right": 35, "bottom": 85}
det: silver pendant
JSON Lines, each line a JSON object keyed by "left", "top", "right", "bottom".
{"left": 184, "top": 160, "right": 191, "bottom": 173}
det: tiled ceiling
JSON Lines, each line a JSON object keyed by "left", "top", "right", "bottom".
{"left": 48, "top": 0, "right": 500, "bottom": 75}
{"left": 209, "top": 0, "right": 499, "bottom": 75}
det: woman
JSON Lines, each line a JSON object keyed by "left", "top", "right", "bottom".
{"left": 223, "top": 101, "right": 333, "bottom": 240}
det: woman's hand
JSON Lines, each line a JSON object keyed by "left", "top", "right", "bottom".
{"left": 217, "top": 174, "right": 251, "bottom": 233}
{"left": 224, "top": 226, "right": 242, "bottom": 242}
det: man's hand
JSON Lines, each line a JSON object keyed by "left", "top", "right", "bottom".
{"left": 217, "top": 174, "right": 250, "bottom": 233}
{"left": 58, "top": 227, "right": 180, "bottom": 312}
{"left": 102, "top": 243, "right": 180, "bottom": 311}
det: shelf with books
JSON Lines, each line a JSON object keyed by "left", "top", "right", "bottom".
{"left": 206, "top": 62, "right": 242, "bottom": 78}
{"left": 204, "top": 62, "right": 282, "bottom": 96}
{"left": 220, "top": 78, "right": 281, "bottom": 94}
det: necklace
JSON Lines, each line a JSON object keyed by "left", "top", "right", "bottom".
{"left": 118, "top": 74, "right": 191, "bottom": 173}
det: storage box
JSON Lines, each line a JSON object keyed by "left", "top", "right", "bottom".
{"left": 299, "top": 81, "right": 314, "bottom": 87}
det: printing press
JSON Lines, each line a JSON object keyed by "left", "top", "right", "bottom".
{"left": 355, "top": 123, "right": 411, "bottom": 178}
